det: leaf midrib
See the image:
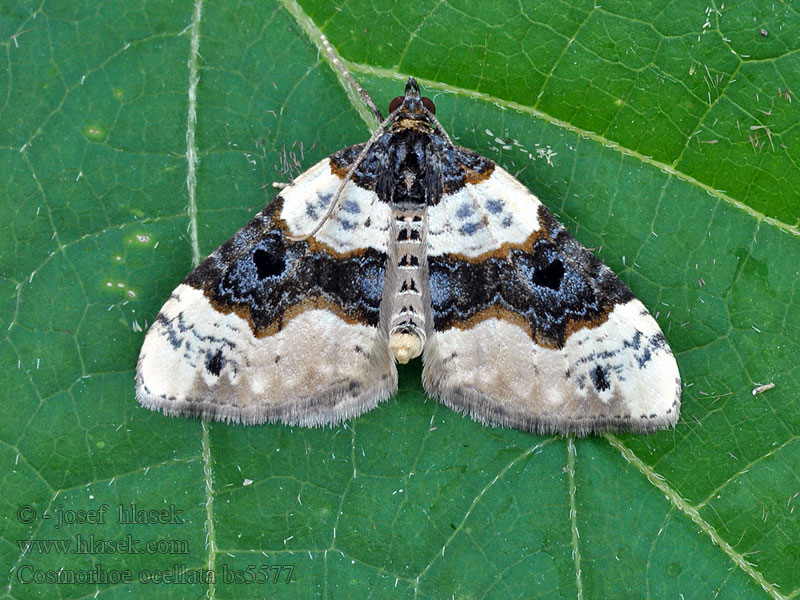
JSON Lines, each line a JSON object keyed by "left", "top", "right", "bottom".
{"left": 183, "top": 3, "right": 216, "bottom": 600}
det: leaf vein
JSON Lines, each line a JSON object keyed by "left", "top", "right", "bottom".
{"left": 606, "top": 435, "right": 789, "bottom": 600}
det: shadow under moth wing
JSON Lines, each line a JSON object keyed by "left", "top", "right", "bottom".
{"left": 136, "top": 77, "right": 680, "bottom": 436}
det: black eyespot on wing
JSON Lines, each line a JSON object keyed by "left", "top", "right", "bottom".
{"left": 253, "top": 246, "right": 285, "bottom": 279}
{"left": 389, "top": 96, "right": 403, "bottom": 113}
{"left": 591, "top": 364, "right": 610, "bottom": 392}
{"left": 531, "top": 259, "right": 565, "bottom": 290}
{"left": 421, "top": 96, "right": 436, "bottom": 114}
{"left": 206, "top": 350, "right": 224, "bottom": 377}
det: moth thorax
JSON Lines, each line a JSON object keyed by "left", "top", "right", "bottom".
{"left": 389, "top": 327, "right": 425, "bottom": 364}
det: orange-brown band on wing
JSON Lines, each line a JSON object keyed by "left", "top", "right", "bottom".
{"left": 328, "top": 158, "right": 353, "bottom": 180}
{"left": 440, "top": 225, "right": 550, "bottom": 264}
{"left": 461, "top": 161, "right": 494, "bottom": 185}
{"left": 442, "top": 302, "right": 617, "bottom": 350}
{"left": 204, "top": 292, "right": 370, "bottom": 339}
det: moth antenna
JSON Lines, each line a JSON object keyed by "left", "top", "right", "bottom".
{"left": 422, "top": 104, "right": 452, "bottom": 146}
{"left": 321, "top": 34, "right": 384, "bottom": 122}
{"left": 287, "top": 107, "right": 402, "bottom": 242}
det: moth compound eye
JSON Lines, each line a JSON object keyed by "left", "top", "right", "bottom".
{"left": 421, "top": 97, "right": 436, "bottom": 115}
{"left": 389, "top": 96, "right": 404, "bottom": 113}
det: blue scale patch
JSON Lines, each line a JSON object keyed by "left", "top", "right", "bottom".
{"left": 341, "top": 199, "right": 361, "bottom": 214}
{"left": 485, "top": 198, "right": 504, "bottom": 214}
{"left": 456, "top": 203, "right": 474, "bottom": 219}
{"left": 459, "top": 221, "right": 483, "bottom": 236}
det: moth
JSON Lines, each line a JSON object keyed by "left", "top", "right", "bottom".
{"left": 136, "top": 64, "right": 681, "bottom": 436}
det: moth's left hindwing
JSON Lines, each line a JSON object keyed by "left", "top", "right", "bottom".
{"left": 136, "top": 157, "right": 397, "bottom": 426}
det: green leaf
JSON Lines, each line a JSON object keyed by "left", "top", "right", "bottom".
{"left": 2, "top": 0, "right": 798, "bottom": 598}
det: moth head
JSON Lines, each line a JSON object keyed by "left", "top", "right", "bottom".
{"left": 388, "top": 77, "right": 436, "bottom": 131}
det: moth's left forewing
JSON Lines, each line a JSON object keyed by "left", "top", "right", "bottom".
{"left": 422, "top": 163, "right": 681, "bottom": 435}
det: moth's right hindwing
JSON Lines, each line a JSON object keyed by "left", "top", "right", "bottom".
{"left": 135, "top": 157, "right": 397, "bottom": 426}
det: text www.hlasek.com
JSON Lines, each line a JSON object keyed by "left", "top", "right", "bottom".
{"left": 18, "top": 534, "right": 188, "bottom": 555}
